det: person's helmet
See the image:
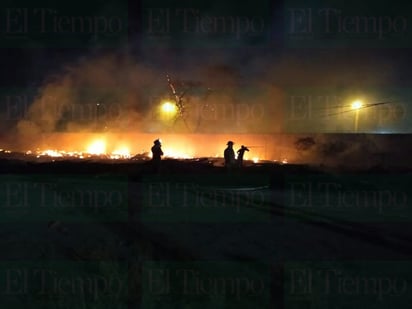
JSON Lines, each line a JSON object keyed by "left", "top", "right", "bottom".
{"left": 154, "top": 139, "right": 161, "bottom": 145}
{"left": 227, "top": 141, "right": 234, "bottom": 145}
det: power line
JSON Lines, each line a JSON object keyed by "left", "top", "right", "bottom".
{"left": 322, "top": 100, "right": 400, "bottom": 117}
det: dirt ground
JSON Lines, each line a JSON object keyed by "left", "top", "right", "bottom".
{"left": 0, "top": 157, "right": 411, "bottom": 308}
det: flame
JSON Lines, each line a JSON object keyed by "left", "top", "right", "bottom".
{"left": 3, "top": 133, "right": 284, "bottom": 162}
{"left": 163, "top": 148, "right": 193, "bottom": 159}
{"left": 110, "top": 147, "right": 131, "bottom": 159}
{"left": 86, "top": 139, "right": 106, "bottom": 155}
{"left": 20, "top": 139, "right": 131, "bottom": 160}
{"left": 38, "top": 150, "right": 63, "bottom": 157}
{"left": 34, "top": 149, "right": 84, "bottom": 158}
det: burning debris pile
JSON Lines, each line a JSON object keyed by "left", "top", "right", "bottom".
{"left": 0, "top": 132, "right": 289, "bottom": 165}
{"left": 0, "top": 139, "right": 194, "bottom": 161}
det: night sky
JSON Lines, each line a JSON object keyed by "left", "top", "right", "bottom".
{"left": 1, "top": 1, "right": 411, "bottom": 82}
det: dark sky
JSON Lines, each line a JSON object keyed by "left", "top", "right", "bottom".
{"left": 1, "top": 0, "right": 411, "bottom": 86}
{"left": 1, "top": 0, "right": 412, "bottom": 134}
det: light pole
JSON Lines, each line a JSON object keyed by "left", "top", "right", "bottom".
{"left": 351, "top": 100, "right": 363, "bottom": 132}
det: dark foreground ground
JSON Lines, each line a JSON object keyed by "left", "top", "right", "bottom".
{"left": 0, "top": 157, "right": 412, "bottom": 308}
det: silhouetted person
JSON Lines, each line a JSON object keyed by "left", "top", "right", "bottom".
{"left": 237, "top": 145, "right": 249, "bottom": 167}
{"left": 151, "top": 139, "right": 163, "bottom": 172}
{"left": 224, "top": 141, "right": 236, "bottom": 169}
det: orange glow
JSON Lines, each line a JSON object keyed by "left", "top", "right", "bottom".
{"left": 5, "top": 133, "right": 298, "bottom": 163}
{"left": 163, "top": 148, "right": 193, "bottom": 159}
{"left": 110, "top": 147, "right": 131, "bottom": 159}
{"left": 86, "top": 139, "right": 106, "bottom": 155}
{"left": 38, "top": 150, "right": 63, "bottom": 157}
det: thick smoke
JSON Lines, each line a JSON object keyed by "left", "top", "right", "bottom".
{"left": 17, "top": 55, "right": 150, "bottom": 134}
{"left": 12, "top": 51, "right": 284, "bottom": 147}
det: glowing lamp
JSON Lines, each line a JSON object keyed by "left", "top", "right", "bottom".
{"left": 351, "top": 100, "right": 363, "bottom": 110}
{"left": 161, "top": 101, "right": 177, "bottom": 114}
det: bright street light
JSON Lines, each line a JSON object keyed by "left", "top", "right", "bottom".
{"left": 351, "top": 100, "right": 363, "bottom": 110}
{"left": 161, "top": 101, "right": 177, "bottom": 114}
{"left": 159, "top": 101, "right": 178, "bottom": 123}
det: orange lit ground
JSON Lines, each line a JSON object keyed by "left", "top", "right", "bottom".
{"left": 9, "top": 133, "right": 294, "bottom": 162}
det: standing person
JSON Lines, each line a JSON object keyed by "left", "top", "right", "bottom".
{"left": 151, "top": 139, "right": 163, "bottom": 172}
{"left": 224, "top": 141, "right": 236, "bottom": 169}
{"left": 237, "top": 145, "right": 249, "bottom": 167}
